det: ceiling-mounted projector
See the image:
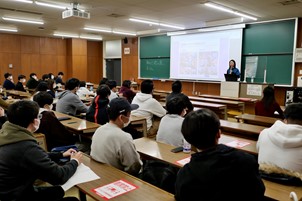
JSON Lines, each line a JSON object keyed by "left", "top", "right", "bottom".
{"left": 62, "top": 3, "right": 90, "bottom": 19}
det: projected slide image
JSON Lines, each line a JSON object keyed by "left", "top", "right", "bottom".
{"left": 198, "top": 51, "right": 219, "bottom": 78}
{"left": 179, "top": 52, "right": 197, "bottom": 75}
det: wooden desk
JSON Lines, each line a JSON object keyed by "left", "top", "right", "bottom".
{"left": 219, "top": 134, "right": 257, "bottom": 155}
{"left": 54, "top": 111, "right": 100, "bottom": 135}
{"left": 191, "top": 101, "right": 227, "bottom": 120}
{"left": 189, "top": 96, "right": 245, "bottom": 114}
{"left": 130, "top": 115, "right": 147, "bottom": 137}
{"left": 78, "top": 155, "right": 175, "bottom": 201}
{"left": 220, "top": 120, "right": 265, "bottom": 140}
{"left": 235, "top": 114, "right": 280, "bottom": 127}
{"left": 3, "top": 90, "right": 31, "bottom": 99}
{"left": 133, "top": 137, "right": 302, "bottom": 201}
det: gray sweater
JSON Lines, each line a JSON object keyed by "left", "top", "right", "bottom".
{"left": 56, "top": 90, "right": 88, "bottom": 116}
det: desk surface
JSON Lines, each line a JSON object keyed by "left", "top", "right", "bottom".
{"left": 4, "top": 89, "right": 31, "bottom": 98}
{"left": 189, "top": 96, "right": 244, "bottom": 106}
{"left": 78, "top": 155, "right": 175, "bottom": 201}
{"left": 199, "top": 94, "right": 258, "bottom": 103}
{"left": 54, "top": 111, "right": 100, "bottom": 134}
{"left": 235, "top": 114, "right": 280, "bottom": 127}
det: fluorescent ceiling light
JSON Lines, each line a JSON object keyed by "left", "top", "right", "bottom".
{"left": 84, "top": 27, "right": 111, "bottom": 33}
{"left": 129, "top": 18, "right": 185, "bottom": 30}
{"left": 129, "top": 18, "right": 159, "bottom": 26}
{"left": 13, "top": 0, "right": 33, "bottom": 3}
{"left": 166, "top": 31, "right": 187, "bottom": 36}
{"left": 80, "top": 35, "right": 102, "bottom": 41}
{"left": 53, "top": 33, "right": 78, "bottom": 38}
{"left": 113, "top": 31, "right": 136, "bottom": 36}
{"left": 35, "top": 1, "right": 67, "bottom": 9}
{"left": 2, "top": 17, "right": 44, "bottom": 24}
{"left": 160, "top": 23, "right": 185, "bottom": 30}
{"left": 204, "top": 2, "right": 257, "bottom": 21}
{"left": 0, "top": 28, "right": 18, "bottom": 32}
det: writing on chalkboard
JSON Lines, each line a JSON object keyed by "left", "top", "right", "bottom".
{"left": 146, "top": 60, "right": 164, "bottom": 65}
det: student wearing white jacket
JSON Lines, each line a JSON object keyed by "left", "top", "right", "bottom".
{"left": 257, "top": 103, "right": 302, "bottom": 180}
{"left": 131, "top": 79, "right": 166, "bottom": 137}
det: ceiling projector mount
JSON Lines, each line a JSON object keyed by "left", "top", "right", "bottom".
{"left": 62, "top": 2, "right": 90, "bottom": 19}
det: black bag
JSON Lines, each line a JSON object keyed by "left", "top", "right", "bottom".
{"left": 140, "top": 160, "right": 178, "bottom": 194}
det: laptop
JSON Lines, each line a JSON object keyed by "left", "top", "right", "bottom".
{"left": 224, "top": 74, "right": 238, "bottom": 81}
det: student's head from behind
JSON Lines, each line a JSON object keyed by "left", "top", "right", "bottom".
{"left": 48, "top": 73, "right": 55, "bottom": 80}
{"left": 262, "top": 86, "right": 275, "bottom": 107}
{"left": 229, "top": 59, "right": 236, "bottom": 68}
{"left": 33, "top": 91, "right": 54, "bottom": 110}
{"left": 141, "top": 79, "right": 154, "bottom": 94}
{"left": 172, "top": 80, "right": 182, "bottom": 93}
{"left": 99, "top": 77, "right": 108, "bottom": 85}
{"left": 35, "top": 81, "right": 49, "bottom": 92}
{"left": 18, "top": 75, "right": 26, "bottom": 83}
{"left": 65, "top": 78, "right": 80, "bottom": 91}
{"left": 166, "top": 97, "right": 186, "bottom": 116}
{"left": 79, "top": 81, "right": 86, "bottom": 88}
{"left": 30, "top": 73, "right": 37, "bottom": 79}
{"left": 284, "top": 103, "right": 302, "bottom": 125}
{"left": 107, "top": 80, "right": 117, "bottom": 91}
{"left": 97, "top": 84, "right": 111, "bottom": 99}
{"left": 42, "top": 74, "right": 49, "bottom": 81}
{"left": 181, "top": 108, "right": 221, "bottom": 150}
{"left": 122, "top": 80, "right": 131, "bottom": 89}
{"left": 47, "top": 79, "right": 55, "bottom": 91}
{"left": 4, "top": 73, "right": 12, "bottom": 80}
{"left": 108, "top": 98, "right": 139, "bottom": 128}
{"left": 7, "top": 100, "right": 40, "bottom": 132}
{"left": 58, "top": 72, "right": 64, "bottom": 77}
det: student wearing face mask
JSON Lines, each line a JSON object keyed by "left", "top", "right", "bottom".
{"left": 90, "top": 98, "right": 142, "bottom": 176}
{"left": 3, "top": 73, "right": 15, "bottom": 90}
{"left": 156, "top": 97, "right": 187, "bottom": 147}
{"left": 0, "top": 100, "right": 82, "bottom": 201}
{"left": 33, "top": 92, "right": 77, "bottom": 151}
{"left": 15, "top": 74, "right": 27, "bottom": 92}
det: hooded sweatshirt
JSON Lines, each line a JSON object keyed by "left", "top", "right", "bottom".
{"left": 131, "top": 92, "right": 166, "bottom": 130}
{"left": 56, "top": 90, "right": 88, "bottom": 116}
{"left": 0, "top": 121, "right": 78, "bottom": 200}
{"left": 86, "top": 96, "right": 109, "bottom": 125}
{"left": 175, "top": 144, "right": 265, "bottom": 201}
{"left": 257, "top": 120, "right": 302, "bottom": 178}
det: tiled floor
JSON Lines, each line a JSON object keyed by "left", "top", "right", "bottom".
{"left": 65, "top": 187, "right": 94, "bottom": 201}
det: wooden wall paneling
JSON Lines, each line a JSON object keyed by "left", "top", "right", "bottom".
{"left": 21, "top": 35, "right": 40, "bottom": 54}
{"left": 122, "top": 37, "right": 138, "bottom": 82}
{"left": 72, "top": 38, "right": 87, "bottom": 56}
{"left": 72, "top": 56, "right": 87, "bottom": 81}
{"left": 56, "top": 38, "right": 67, "bottom": 56}
{"left": 0, "top": 34, "right": 21, "bottom": 53}
{"left": 40, "top": 37, "right": 57, "bottom": 55}
{"left": 57, "top": 55, "right": 68, "bottom": 76}
{"left": 87, "top": 41, "right": 103, "bottom": 83}
{"left": 40, "top": 55, "right": 57, "bottom": 76}
{"left": 1, "top": 53, "right": 21, "bottom": 79}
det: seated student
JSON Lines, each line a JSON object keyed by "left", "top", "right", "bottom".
{"left": 86, "top": 84, "right": 110, "bottom": 125}
{"left": 56, "top": 78, "right": 89, "bottom": 116}
{"left": 99, "top": 77, "right": 108, "bottom": 85}
{"left": 41, "top": 74, "right": 50, "bottom": 82}
{"left": 131, "top": 79, "right": 166, "bottom": 137}
{"left": 15, "top": 74, "right": 27, "bottom": 92}
{"left": 30, "top": 81, "right": 49, "bottom": 100}
{"left": 76, "top": 81, "right": 95, "bottom": 98}
{"left": 47, "top": 78, "right": 56, "bottom": 98}
{"left": 49, "top": 73, "right": 55, "bottom": 80}
{"left": 255, "top": 86, "right": 284, "bottom": 118}
{"left": 55, "top": 72, "right": 65, "bottom": 86}
{"left": 107, "top": 80, "right": 118, "bottom": 101}
{"left": 0, "top": 106, "right": 7, "bottom": 129}
{"left": 26, "top": 73, "right": 39, "bottom": 89}
{"left": 156, "top": 97, "right": 186, "bottom": 147}
{"left": 119, "top": 80, "right": 136, "bottom": 103}
{"left": 3, "top": 73, "right": 15, "bottom": 90}
{"left": 257, "top": 103, "right": 302, "bottom": 180}
{"left": 175, "top": 108, "right": 265, "bottom": 201}
{"left": 33, "top": 92, "right": 77, "bottom": 151}
{"left": 0, "top": 100, "right": 82, "bottom": 201}
{"left": 166, "top": 80, "right": 194, "bottom": 113}
{"left": 90, "top": 98, "right": 142, "bottom": 175}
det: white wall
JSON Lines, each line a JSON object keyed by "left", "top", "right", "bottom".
{"left": 103, "top": 40, "right": 122, "bottom": 77}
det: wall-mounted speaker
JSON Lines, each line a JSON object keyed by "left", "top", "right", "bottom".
{"left": 123, "top": 37, "right": 128, "bottom": 44}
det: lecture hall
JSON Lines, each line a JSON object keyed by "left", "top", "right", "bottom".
{"left": 0, "top": 0, "right": 302, "bottom": 201}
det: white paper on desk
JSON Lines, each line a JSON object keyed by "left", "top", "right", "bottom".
{"left": 61, "top": 163, "right": 100, "bottom": 191}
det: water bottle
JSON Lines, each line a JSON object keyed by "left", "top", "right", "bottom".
{"left": 183, "top": 139, "right": 191, "bottom": 153}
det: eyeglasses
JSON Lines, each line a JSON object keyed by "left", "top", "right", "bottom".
{"left": 37, "top": 113, "right": 43, "bottom": 120}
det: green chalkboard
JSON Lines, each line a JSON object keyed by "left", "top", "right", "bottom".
{"left": 140, "top": 58, "right": 170, "bottom": 79}
{"left": 241, "top": 19, "right": 296, "bottom": 85}
{"left": 140, "top": 35, "right": 170, "bottom": 58}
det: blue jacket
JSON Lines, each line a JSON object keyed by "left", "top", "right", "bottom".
{"left": 226, "top": 67, "right": 240, "bottom": 78}
{"left": 3, "top": 79, "right": 15, "bottom": 90}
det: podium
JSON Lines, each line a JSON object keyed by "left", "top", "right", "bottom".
{"left": 220, "top": 81, "right": 240, "bottom": 98}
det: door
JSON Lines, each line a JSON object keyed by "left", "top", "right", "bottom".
{"left": 106, "top": 59, "right": 121, "bottom": 86}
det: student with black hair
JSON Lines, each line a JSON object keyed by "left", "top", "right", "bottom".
{"left": 131, "top": 79, "right": 166, "bottom": 137}
{"left": 90, "top": 98, "right": 142, "bottom": 175}
{"left": 30, "top": 81, "right": 49, "bottom": 100}
{"left": 119, "top": 79, "right": 136, "bottom": 103}
{"left": 0, "top": 100, "right": 82, "bottom": 201}
{"left": 76, "top": 81, "right": 95, "bottom": 98}
{"left": 15, "top": 74, "right": 26, "bottom": 92}
{"left": 34, "top": 92, "right": 76, "bottom": 151}
{"left": 166, "top": 80, "right": 193, "bottom": 113}
{"left": 3, "top": 73, "right": 15, "bottom": 90}
{"left": 56, "top": 78, "right": 88, "bottom": 116}
{"left": 86, "top": 84, "right": 110, "bottom": 125}
{"left": 257, "top": 103, "right": 302, "bottom": 181}
{"left": 175, "top": 108, "right": 265, "bottom": 201}
{"left": 156, "top": 97, "right": 186, "bottom": 147}
{"left": 41, "top": 74, "right": 50, "bottom": 82}
{"left": 26, "top": 73, "right": 39, "bottom": 89}
{"left": 107, "top": 80, "right": 118, "bottom": 101}
{"left": 55, "top": 72, "right": 65, "bottom": 85}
